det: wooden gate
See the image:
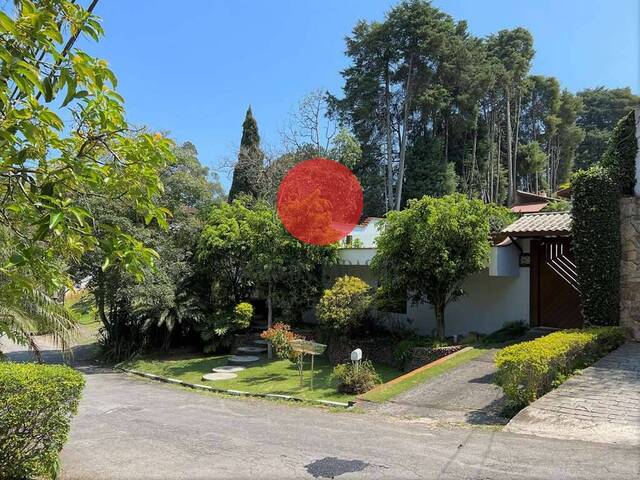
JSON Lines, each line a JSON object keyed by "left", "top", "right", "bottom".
{"left": 530, "top": 238, "right": 583, "bottom": 329}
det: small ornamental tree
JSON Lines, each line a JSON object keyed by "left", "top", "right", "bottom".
{"left": 372, "top": 194, "right": 496, "bottom": 339}
{"left": 316, "top": 276, "right": 372, "bottom": 333}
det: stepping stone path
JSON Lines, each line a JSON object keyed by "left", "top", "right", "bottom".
{"left": 212, "top": 366, "right": 246, "bottom": 373}
{"left": 254, "top": 339, "right": 269, "bottom": 346}
{"left": 202, "top": 372, "right": 237, "bottom": 381}
{"left": 228, "top": 355, "right": 260, "bottom": 364}
{"left": 236, "top": 346, "right": 267, "bottom": 354}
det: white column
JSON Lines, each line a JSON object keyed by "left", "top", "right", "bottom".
{"left": 634, "top": 106, "right": 640, "bottom": 197}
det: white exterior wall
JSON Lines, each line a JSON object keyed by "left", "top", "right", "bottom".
{"left": 343, "top": 219, "right": 382, "bottom": 248}
{"left": 310, "top": 236, "right": 532, "bottom": 337}
{"left": 407, "top": 267, "right": 530, "bottom": 337}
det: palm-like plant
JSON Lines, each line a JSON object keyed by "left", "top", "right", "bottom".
{"left": 0, "top": 286, "right": 78, "bottom": 362}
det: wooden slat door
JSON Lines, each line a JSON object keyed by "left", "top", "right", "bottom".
{"left": 530, "top": 238, "right": 583, "bottom": 329}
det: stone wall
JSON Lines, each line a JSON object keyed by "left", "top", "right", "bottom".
{"left": 620, "top": 197, "right": 640, "bottom": 339}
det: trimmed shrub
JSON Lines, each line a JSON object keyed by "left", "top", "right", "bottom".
{"left": 0, "top": 362, "right": 85, "bottom": 480}
{"left": 316, "top": 276, "right": 372, "bottom": 333}
{"left": 572, "top": 166, "right": 621, "bottom": 325}
{"left": 601, "top": 109, "right": 638, "bottom": 195}
{"left": 332, "top": 360, "right": 381, "bottom": 394}
{"left": 495, "top": 327, "right": 626, "bottom": 408}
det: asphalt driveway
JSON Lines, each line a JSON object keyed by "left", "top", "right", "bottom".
{"left": 367, "top": 349, "right": 509, "bottom": 425}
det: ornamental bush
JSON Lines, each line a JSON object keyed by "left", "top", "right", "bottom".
{"left": 572, "top": 166, "right": 621, "bottom": 326}
{"left": 233, "top": 302, "right": 253, "bottom": 330}
{"left": 316, "top": 276, "right": 372, "bottom": 333}
{"left": 260, "top": 322, "right": 303, "bottom": 363}
{"left": 332, "top": 360, "right": 381, "bottom": 394}
{"left": 495, "top": 327, "right": 626, "bottom": 408}
{"left": 0, "top": 363, "right": 85, "bottom": 480}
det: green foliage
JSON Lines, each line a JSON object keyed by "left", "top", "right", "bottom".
{"left": 233, "top": 302, "right": 253, "bottom": 329}
{"left": 576, "top": 87, "right": 640, "bottom": 170}
{"left": 228, "top": 107, "right": 265, "bottom": 201}
{"left": 197, "top": 198, "right": 338, "bottom": 325}
{"left": 332, "top": 360, "right": 381, "bottom": 394}
{"left": 541, "top": 199, "right": 571, "bottom": 212}
{"left": 495, "top": 327, "right": 626, "bottom": 408}
{"left": 198, "top": 303, "right": 252, "bottom": 353}
{"left": 0, "top": 0, "right": 174, "bottom": 292}
{"left": 0, "top": 284, "right": 77, "bottom": 361}
{"left": 372, "top": 194, "right": 494, "bottom": 339}
{"left": 0, "top": 362, "right": 85, "bottom": 480}
{"left": 486, "top": 203, "right": 517, "bottom": 233}
{"left": 75, "top": 142, "right": 220, "bottom": 361}
{"left": 571, "top": 165, "right": 620, "bottom": 326}
{"left": 482, "top": 321, "right": 528, "bottom": 345}
{"left": 316, "top": 276, "right": 372, "bottom": 333}
{"left": 404, "top": 137, "right": 457, "bottom": 205}
{"left": 260, "top": 322, "right": 301, "bottom": 363}
{"left": 601, "top": 110, "right": 638, "bottom": 195}
{"left": 373, "top": 284, "right": 407, "bottom": 313}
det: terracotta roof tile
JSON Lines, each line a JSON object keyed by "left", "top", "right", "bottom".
{"left": 501, "top": 212, "right": 572, "bottom": 236}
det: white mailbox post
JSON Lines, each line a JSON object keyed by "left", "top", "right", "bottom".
{"left": 351, "top": 348, "right": 362, "bottom": 372}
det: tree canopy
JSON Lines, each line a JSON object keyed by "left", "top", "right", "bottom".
{"left": 372, "top": 194, "right": 509, "bottom": 338}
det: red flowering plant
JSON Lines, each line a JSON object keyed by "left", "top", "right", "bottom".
{"left": 260, "top": 323, "right": 304, "bottom": 363}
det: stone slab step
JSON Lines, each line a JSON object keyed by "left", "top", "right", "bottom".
{"left": 212, "top": 366, "right": 246, "bottom": 373}
{"left": 202, "top": 372, "right": 237, "bottom": 381}
{"left": 228, "top": 355, "right": 260, "bottom": 364}
{"left": 236, "top": 346, "right": 267, "bottom": 354}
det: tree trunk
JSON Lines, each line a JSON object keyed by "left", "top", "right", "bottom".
{"left": 513, "top": 90, "right": 522, "bottom": 192}
{"left": 395, "top": 54, "right": 414, "bottom": 211}
{"left": 434, "top": 301, "right": 446, "bottom": 340}
{"left": 384, "top": 63, "right": 394, "bottom": 212}
{"left": 470, "top": 118, "right": 478, "bottom": 197}
{"left": 267, "top": 283, "right": 273, "bottom": 359}
{"left": 505, "top": 91, "right": 514, "bottom": 205}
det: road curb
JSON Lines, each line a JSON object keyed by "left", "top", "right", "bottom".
{"left": 115, "top": 366, "right": 354, "bottom": 409}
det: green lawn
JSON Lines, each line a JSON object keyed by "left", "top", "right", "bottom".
{"left": 360, "top": 347, "right": 489, "bottom": 403}
{"left": 122, "top": 351, "right": 402, "bottom": 403}
{"left": 67, "top": 292, "right": 100, "bottom": 326}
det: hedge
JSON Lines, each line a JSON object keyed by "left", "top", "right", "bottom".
{"left": 0, "top": 363, "right": 85, "bottom": 480}
{"left": 571, "top": 165, "right": 621, "bottom": 325}
{"left": 601, "top": 109, "right": 638, "bottom": 196}
{"left": 495, "top": 327, "right": 626, "bottom": 408}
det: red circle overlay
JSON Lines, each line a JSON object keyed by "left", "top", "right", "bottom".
{"left": 277, "top": 158, "right": 363, "bottom": 246}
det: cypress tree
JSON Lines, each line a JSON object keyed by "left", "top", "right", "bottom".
{"left": 229, "top": 107, "right": 264, "bottom": 201}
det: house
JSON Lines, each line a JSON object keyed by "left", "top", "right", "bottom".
{"left": 323, "top": 211, "right": 579, "bottom": 337}
{"left": 511, "top": 190, "right": 553, "bottom": 213}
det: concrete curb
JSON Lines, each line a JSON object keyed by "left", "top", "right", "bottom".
{"left": 116, "top": 366, "right": 354, "bottom": 409}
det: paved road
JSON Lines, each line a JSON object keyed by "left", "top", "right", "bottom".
{"left": 506, "top": 342, "right": 640, "bottom": 446}
{"left": 56, "top": 368, "right": 639, "bottom": 479}
{"left": 4, "top": 337, "right": 639, "bottom": 479}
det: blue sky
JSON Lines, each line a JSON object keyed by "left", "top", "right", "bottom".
{"left": 79, "top": 0, "right": 639, "bottom": 190}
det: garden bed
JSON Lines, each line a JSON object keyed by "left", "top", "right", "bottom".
{"left": 121, "top": 350, "right": 402, "bottom": 403}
